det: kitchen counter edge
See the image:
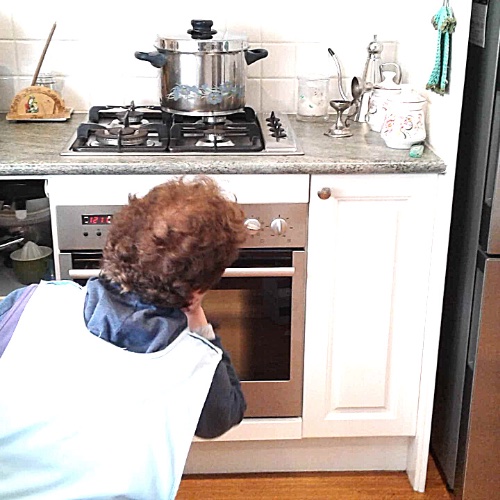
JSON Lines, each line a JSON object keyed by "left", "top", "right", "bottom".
{"left": 0, "top": 113, "right": 446, "bottom": 176}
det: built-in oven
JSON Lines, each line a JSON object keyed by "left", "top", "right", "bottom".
{"left": 54, "top": 200, "right": 307, "bottom": 418}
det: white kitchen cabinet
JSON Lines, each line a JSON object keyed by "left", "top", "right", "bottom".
{"left": 303, "top": 174, "right": 438, "bottom": 438}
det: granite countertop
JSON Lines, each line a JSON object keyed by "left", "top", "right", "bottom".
{"left": 0, "top": 113, "right": 446, "bottom": 176}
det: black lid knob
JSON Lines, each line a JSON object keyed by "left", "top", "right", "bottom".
{"left": 188, "top": 20, "right": 217, "bottom": 40}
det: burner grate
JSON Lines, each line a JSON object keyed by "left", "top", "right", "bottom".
{"left": 168, "top": 110, "right": 264, "bottom": 152}
{"left": 61, "top": 103, "right": 303, "bottom": 156}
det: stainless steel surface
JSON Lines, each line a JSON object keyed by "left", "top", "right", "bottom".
{"left": 362, "top": 35, "right": 384, "bottom": 87}
{"left": 135, "top": 20, "right": 267, "bottom": 116}
{"left": 157, "top": 49, "right": 248, "bottom": 116}
{"left": 327, "top": 48, "right": 348, "bottom": 101}
{"left": 60, "top": 111, "right": 303, "bottom": 156}
{"left": 461, "top": 255, "right": 500, "bottom": 499}
{"left": 239, "top": 249, "right": 306, "bottom": 417}
{"left": 325, "top": 100, "right": 353, "bottom": 138}
{"left": 55, "top": 203, "right": 308, "bottom": 253}
{"left": 0, "top": 236, "right": 24, "bottom": 251}
{"left": 431, "top": 2, "right": 500, "bottom": 496}
{"left": 480, "top": 90, "right": 500, "bottom": 255}
{"left": 346, "top": 77, "right": 362, "bottom": 123}
{"left": 68, "top": 266, "right": 297, "bottom": 281}
{"left": 351, "top": 77, "right": 363, "bottom": 101}
{"left": 156, "top": 31, "right": 249, "bottom": 54}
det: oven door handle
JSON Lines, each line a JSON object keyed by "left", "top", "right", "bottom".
{"left": 222, "top": 267, "right": 295, "bottom": 278}
{"left": 67, "top": 267, "right": 296, "bottom": 280}
{"left": 68, "top": 269, "right": 101, "bottom": 279}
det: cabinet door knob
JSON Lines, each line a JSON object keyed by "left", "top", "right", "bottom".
{"left": 317, "top": 187, "right": 332, "bottom": 200}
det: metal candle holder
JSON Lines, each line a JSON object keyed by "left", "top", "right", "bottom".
{"left": 325, "top": 100, "right": 353, "bottom": 138}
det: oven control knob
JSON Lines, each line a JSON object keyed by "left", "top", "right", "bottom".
{"left": 244, "top": 218, "right": 261, "bottom": 233}
{"left": 270, "top": 218, "right": 287, "bottom": 236}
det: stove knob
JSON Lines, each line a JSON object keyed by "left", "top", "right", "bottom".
{"left": 270, "top": 218, "right": 287, "bottom": 236}
{"left": 244, "top": 218, "right": 261, "bottom": 233}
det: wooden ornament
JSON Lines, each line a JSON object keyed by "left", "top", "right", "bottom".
{"left": 6, "top": 85, "right": 72, "bottom": 121}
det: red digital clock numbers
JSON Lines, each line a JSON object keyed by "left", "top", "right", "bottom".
{"left": 82, "top": 214, "right": 113, "bottom": 225}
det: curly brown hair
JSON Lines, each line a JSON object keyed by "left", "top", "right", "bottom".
{"left": 100, "top": 176, "right": 247, "bottom": 309}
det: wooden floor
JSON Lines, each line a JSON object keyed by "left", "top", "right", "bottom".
{"left": 177, "top": 455, "right": 452, "bottom": 499}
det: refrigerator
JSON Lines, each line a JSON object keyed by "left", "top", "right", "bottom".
{"left": 430, "top": 1, "right": 500, "bottom": 498}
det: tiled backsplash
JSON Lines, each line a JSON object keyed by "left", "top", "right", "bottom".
{"left": 0, "top": 0, "right": 474, "bottom": 166}
{"left": 0, "top": 1, "right": 409, "bottom": 113}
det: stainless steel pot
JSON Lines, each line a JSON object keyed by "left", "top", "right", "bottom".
{"left": 135, "top": 20, "right": 268, "bottom": 116}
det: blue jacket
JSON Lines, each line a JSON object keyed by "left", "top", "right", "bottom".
{"left": 0, "top": 278, "right": 246, "bottom": 438}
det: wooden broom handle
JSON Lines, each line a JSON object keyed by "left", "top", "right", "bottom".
{"left": 31, "top": 22, "right": 57, "bottom": 86}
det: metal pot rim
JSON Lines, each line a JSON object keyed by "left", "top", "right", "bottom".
{"left": 155, "top": 34, "right": 249, "bottom": 53}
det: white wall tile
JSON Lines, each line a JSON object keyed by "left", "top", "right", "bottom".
{"left": 245, "top": 78, "right": 262, "bottom": 113}
{"left": 247, "top": 44, "right": 265, "bottom": 79}
{"left": 62, "top": 75, "right": 91, "bottom": 112}
{"left": 260, "top": 6, "right": 325, "bottom": 43}
{"left": 261, "top": 44, "right": 296, "bottom": 79}
{"left": 296, "top": 43, "right": 331, "bottom": 78}
{"left": 86, "top": 73, "right": 125, "bottom": 108}
{"left": 226, "top": 12, "right": 261, "bottom": 44}
{"left": 125, "top": 77, "right": 161, "bottom": 107}
{"left": 11, "top": 2, "right": 50, "bottom": 39}
{"left": 0, "top": 6, "right": 13, "bottom": 39}
{"left": 0, "top": 41, "right": 16, "bottom": 75}
{"left": 0, "top": 77, "right": 15, "bottom": 111}
{"left": 15, "top": 40, "right": 42, "bottom": 75}
{"left": 261, "top": 79, "right": 296, "bottom": 114}
{"left": 15, "top": 40, "right": 82, "bottom": 77}
{"left": 0, "top": 0, "right": 468, "bottom": 137}
{"left": 15, "top": 76, "right": 32, "bottom": 92}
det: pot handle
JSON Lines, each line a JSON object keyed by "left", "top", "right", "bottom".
{"left": 245, "top": 48, "right": 268, "bottom": 66}
{"left": 134, "top": 51, "right": 168, "bottom": 69}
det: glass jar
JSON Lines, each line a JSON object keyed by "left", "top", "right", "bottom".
{"left": 35, "top": 73, "right": 56, "bottom": 91}
{"left": 297, "top": 76, "right": 329, "bottom": 122}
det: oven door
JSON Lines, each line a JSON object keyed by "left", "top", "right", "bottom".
{"left": 59, "top": 248, "right": 306, "bottom": 418}
{"left": 204, "top": 249, "right": 305, "bottom": 418}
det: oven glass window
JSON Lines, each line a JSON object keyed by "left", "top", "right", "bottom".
{"left": 203, "top": 250, "right": 293, "bottom": 382}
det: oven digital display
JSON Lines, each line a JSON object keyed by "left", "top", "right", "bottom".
{"left": 82, "top": 214, "right": 113, "bottom": 225}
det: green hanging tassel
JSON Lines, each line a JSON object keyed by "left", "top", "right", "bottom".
{"left": 426, "top": 0, "right": 457, "bottom": 95}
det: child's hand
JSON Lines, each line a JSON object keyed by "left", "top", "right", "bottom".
{"left": 181, "top": 290, "right": 208, "bottom": 331}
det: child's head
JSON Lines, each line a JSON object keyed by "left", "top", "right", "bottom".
{"left": 101, "top": 176, "right": 247, "bottom": 308}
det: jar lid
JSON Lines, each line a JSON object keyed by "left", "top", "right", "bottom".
{"left": 156, "top": 20, "right": 249, "bottom": 53}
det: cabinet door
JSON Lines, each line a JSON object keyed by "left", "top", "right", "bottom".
{"left": 303, "top": 174, "right": 438, "bottom": 437}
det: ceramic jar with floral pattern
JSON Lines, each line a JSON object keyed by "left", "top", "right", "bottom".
{"left": 380, "top": 90, "right": 427, "bottom": 149}
{"left": 366, "top": 71, "right": 401, "bottom": 133}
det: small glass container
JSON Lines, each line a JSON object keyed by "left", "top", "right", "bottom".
{"left": 35, "top": 72, "right": 57, "bottom": 91}
{"left": 297, "top": 76, "right": 329, "bottom": 122}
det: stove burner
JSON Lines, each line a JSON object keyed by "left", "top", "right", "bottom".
{"left": 115, "top": 101, "right": 144, "bottom": 125}
{"left": 62, "top": 104, "right": 303, "bottom": 155}
{"left": 95, "top": 126, "right": 149, "bottom": 146}
{"left": 195, "top": 135, "right": 235, "bottom": 148}
{"left": 116, "top": 110, "right": 144, "bottom": 124}
{"left": 201, "top": 115, "right": 228, "bottom": 125}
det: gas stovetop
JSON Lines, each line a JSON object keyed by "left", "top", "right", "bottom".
{"left": 61, "top": 104, "right": 303, "bottom": 156}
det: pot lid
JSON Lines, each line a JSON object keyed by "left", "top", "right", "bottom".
{"left": 156, "top": 20, "right": 249, "bottom": 53}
